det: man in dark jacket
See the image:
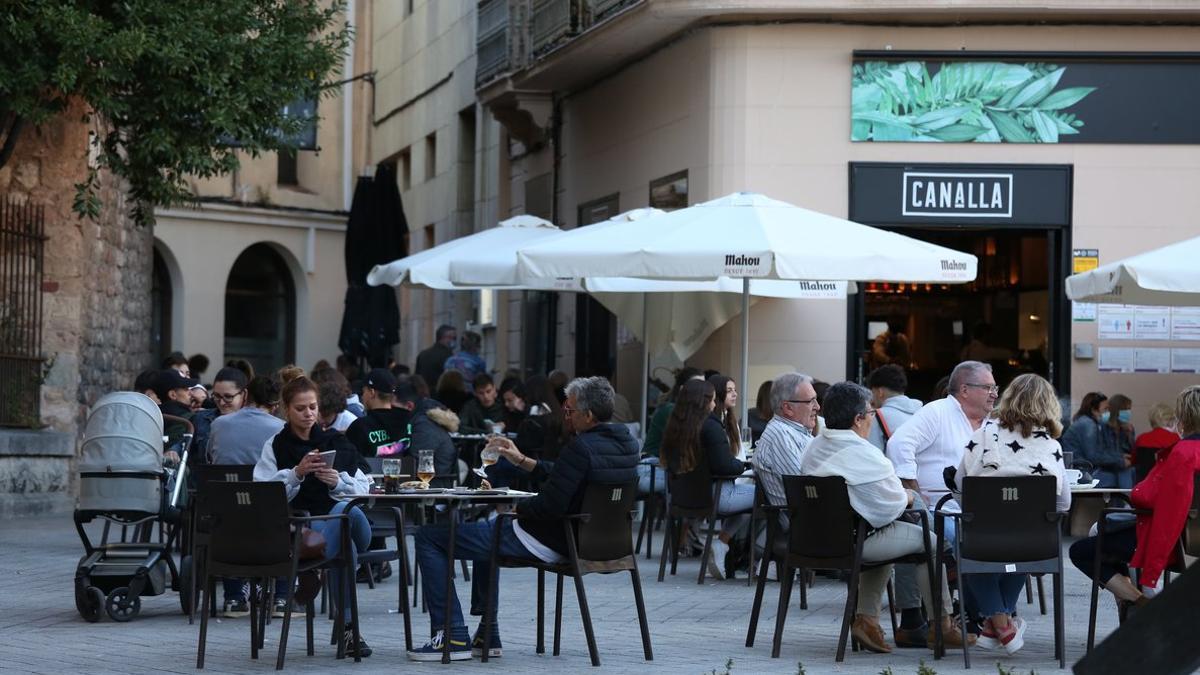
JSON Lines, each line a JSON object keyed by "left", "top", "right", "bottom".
{"left": 345, "top": 368, "right": 412, "bottom": 457}
{"left": 415, "top": 324, "right": 456, "bottom": 389}
{"left": 408, "top": 376, "right": 638, "bottom": 661}
{"left": 154, "top": 368, "right": 198, "bottom": 465}
{"left": 457, "top": 373, "right": 505, "bottom": 435}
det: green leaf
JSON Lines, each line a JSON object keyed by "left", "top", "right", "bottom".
{"left": 985, "top": 109, "right": 1034, "bottom": 142}
{"left": 1008, "top": 67, "right": 1065, "bottom": 108}
{"left": 924, "top": 123, "right": 989, "bottom": 142}
{"left": 913, "top": 105, "right": 972, "bottom": 131}
{"left": 1030, "top": 110, "right": 1059, "bottom": 143}
{"left": 1036, "top": 86, "right": 1097, "bottom": 111}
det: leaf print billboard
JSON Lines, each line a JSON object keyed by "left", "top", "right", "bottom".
{"left": 851, "top": 53, "right": 1200, "bottom": 144}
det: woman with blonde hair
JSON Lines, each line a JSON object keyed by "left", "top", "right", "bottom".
{"left": 954, "top": 373, "right": 1071, "bottom": 655}
{"left": 1133, "top": 403, "right": 1181, "bottom": 482}
{"left": 1070, "top": 385, "right": 1200, "bottom": 623}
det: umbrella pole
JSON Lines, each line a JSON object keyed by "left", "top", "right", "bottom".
{"left": 640, "top": 292, "right": 649, "bottom": 442}
{"left": 739, "top": 277, "right": 750, "bottom": 428}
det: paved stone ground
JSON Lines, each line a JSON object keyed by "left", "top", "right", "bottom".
{"left": 0, "top": 515, "right": 1119, "bottom": 675}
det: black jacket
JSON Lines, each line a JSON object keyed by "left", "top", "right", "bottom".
{"left": 415, "top": 343, "right": 453, "bottom": 389}
{"left": 458, "top": 397, "right": 506, "bottom": 435}
{"left": 516, "top": 423, "right": 639, "bottom": 557}
{"left": 515, "top": 413, "right": 564, "bottom": 462}
{"left": 271, "top": 426, "right": 367, "bottom": 516}
{"left": 345, "top": 407, "right": 412, "bottom": 457}
{"left": 664, "top": 415, "right": 743, "bottom": 478}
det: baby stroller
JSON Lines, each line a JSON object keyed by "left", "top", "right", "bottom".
{"left": 73, "top": 392, "right": 190, "bottom": 622}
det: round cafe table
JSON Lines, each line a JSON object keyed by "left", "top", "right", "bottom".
{"left": 344, "top": 488, "right": 537, "bottom": 663}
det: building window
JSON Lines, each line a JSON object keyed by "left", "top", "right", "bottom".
{"left": 277, "top": 151, "right": 299, "bottom": 187}
{"left": 577, "top": 193, "right": 620, "bottom": 226}
{"left": 399, "top": 147, "right": 412, "bottom": 190}
{"left": 224, "top": 243, "right": 296, "bottom": 378}
{"left": 425, "top": 133, "right": 437, "bottom": 182}
{"left": 650, "top": 170, "right": 688, "bottom": 210}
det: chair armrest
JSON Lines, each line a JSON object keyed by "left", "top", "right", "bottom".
{"left": 714, "top": 474, "right": 749, "bottom": 481}
{"left": 290, "top": 513, "right": 349, "bottom": 524}
{"left": 934, "top": 493, "right": 956, "bottom": 511}
{"left": 562, "top": 513, "right": 592, "bottom": 523}
{"left": 757, "top": 504, "right": 787, "bottom": 514}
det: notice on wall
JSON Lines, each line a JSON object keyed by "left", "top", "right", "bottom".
{"left": 1098, "top": 304, "right": 1135, "bottom": 340}
{"left": 1134, "top": 348, "right": 1171, "bottom": 373}
{"left": 1133, "top": 306, "right": 1171, "bottom": 340}
{"left": 1071, "top": 249, "right": 1099, "bottom": 322}
{"left": 1171, "top": 307, "right": 1200, "bottom": 341}
{"left": 1171, "top": 348, "right": 1200, "bottom": 374}
{"left": 1073, "top": 302, "right": 1097, "bottom": 322}
{"left": 1098, "top": 347, "right": 1135, "bottom": 373}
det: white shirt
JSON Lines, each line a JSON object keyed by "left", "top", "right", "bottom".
{"left": 886, "top": 395, "right": 975, "bottom": 504}
{"left": 331, "top": 410, "right": 357, "bottom": 432}
{"left": 801, "top": 427, "right": 909, "bottom": 529}
{"left": 512, "top": 520, "right": 565, "bottom": 563}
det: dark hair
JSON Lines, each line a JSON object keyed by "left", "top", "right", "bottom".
{"left": 473, "top": 373, "right": 495, "bottom": 390}
{"left": 754, "top": 380, "right": 774, "bottom": 420}
{"left": 1074, "top": 392, "right": 1108, "bottom": 421}
{"left": 281, "top": 376, "right": 319, "bottom": 406}
{"left": 547, "top": 370, "right": 570, "bottom": 404}
{"left": 226, "top": 358, "right": 255, "bottom": 381}
{"left": 933, "top": 375, "right": 951, "bottom": 400}
{"left": 411, "top": 374, "right": 431, "bottom": 399}
{"left": 867, "top": 364, "right": 907, "bottom": 394}
{"left": 391, "top": 363, "right": 410, "bottom": 376}
{"left": 822, "top": 382, "right": 873, "bottom": 430}
{"left": 212, "top": 366, "right": 248, "bottom": 389}
{"left": 523, "top": 375, "right": 564, "bottom": 442}
{"left": 187, "top": 353, "right": 210, "bottom": 377}
{"left": 134, "top": 369, "right": 158, "bottom": 394}
{"left": 393, "top": 375, "right": 419, "bottom": 404}
{"left": 1107, "top": 393, "right": 1132, "bottom": 429}
{"left": 703, "top": 369, "right": 721, "bottom": 381}
{"left": 662, "top": 380, "right": 717, "bottom": 474}
{"left": 671, "top": 367, "right": 704, "bottom": 402}
{"left": 318, "top": 378, "right": 347, "bottom": 420}
{"left": 161, "top": 351, "right": 187, "bottom": 368}
{"left": 247, "top": 375, "right": 281, "bottom": 408}
{"left": 312, "top": 359, "right": 331, "bottom": 372}
{"left": 812, "top": 380, "right": 831, "bottom": 407}
{"left": 499, "top": 376, "right": 523, "bottom": 397}
{"left": 706, "top": 374, "right": 740, "bottom": 452}
{"left": 461, "top": 331, "right": 482, "bottom": 352}
{"left": 435, "top": 324, "right": 456, "bottom": 341}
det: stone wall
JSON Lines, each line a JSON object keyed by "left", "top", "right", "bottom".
{"left": 0, "top": 103, "right": 153, "bottom": 517}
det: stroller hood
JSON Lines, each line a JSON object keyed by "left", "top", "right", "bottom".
{"left": 80, "top": 392, "right": 164, "bottom": 474}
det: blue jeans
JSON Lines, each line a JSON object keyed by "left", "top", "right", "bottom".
{"left": 309, "top": 501, "right": 372, "bottom": 622}
{"left": 1094, "top": 467, "right": 1135, "bottom": 489}
{"left": 637, "top": 460, "right": 666, "bottom": 494}
{"left": 962, "top": 573, "right": 1027, "bottom": 616}
{"left": 415, "top": 518, "right": 537, "bottom": 634}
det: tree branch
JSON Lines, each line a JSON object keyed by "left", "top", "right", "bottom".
{"left": 0, "top": 115, "right": 25, "bottom": 171}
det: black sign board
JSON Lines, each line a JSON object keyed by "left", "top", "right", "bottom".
{"left": 850, "top": 163, "right": 1071, "bottom": 227}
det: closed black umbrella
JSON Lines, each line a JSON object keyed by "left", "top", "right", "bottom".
{"left": 338, "top": 163, "right": 407, "bottom": 367}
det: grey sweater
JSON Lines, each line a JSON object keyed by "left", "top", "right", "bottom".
{"left": 208, "top": 407, "right": 285, "bottom": 466}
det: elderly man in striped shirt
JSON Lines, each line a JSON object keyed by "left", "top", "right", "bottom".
{"left": 752, "top": 372, "right": 821, "bottom": 513}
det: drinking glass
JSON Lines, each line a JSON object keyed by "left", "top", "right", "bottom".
{"left": 739, "top": 427, "right": 753, "bottom": 460}
{"left": 417, "top": 449, "right": 436, "bottom": 488}
{"left": 474, "top": 445, "right": 500, "bottom": 482}
{"left": 382, "top": 458, "right": 402, "bottom": 494}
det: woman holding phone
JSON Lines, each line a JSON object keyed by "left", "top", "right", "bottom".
{"left": 253, "top": 376, "right": 374, "bottom": 658}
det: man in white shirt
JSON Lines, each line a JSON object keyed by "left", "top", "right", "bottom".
{"left": 886, "top": 361, "right": 997, "bottom": 505}
{"left": 802, "top": 382, "right": 970, "bottom": 654}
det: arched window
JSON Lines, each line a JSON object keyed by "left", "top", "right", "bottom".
{"left": 224, "top": 243, "right": 295, "bottom": 375}
{"left": 150, "top": 247, "right": 173, "bottom": 363}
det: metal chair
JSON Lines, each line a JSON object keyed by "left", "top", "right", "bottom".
{"left": 656, "top": 467, "right": 751, "bottom": 584}
{"left": 634, "top": 459, "right": 664, "bottom": 559}
{"left": 772, "top": 475, "right": 938, "bottom": 662}
{"left": 935, "top": 476, "right": 1066, "bottom": 669}
{"left": 480, "top": 482, "right": 653, "bottom": 667}
{"left": 745, "top": 483, "right": 811, "bottom": 647}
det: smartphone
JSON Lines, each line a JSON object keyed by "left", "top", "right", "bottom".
{"left": 317, "top": 450, "right": 338, "bottom": 466}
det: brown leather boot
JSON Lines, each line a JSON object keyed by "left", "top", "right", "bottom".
{"left": 851, "top": 614, "right": 893, "bottom": 653}
{"left": 928, "top": 617, "right": 977, "bottom": 650}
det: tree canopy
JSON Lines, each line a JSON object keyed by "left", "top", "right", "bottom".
{"left": 0, "top": 0, "right": 351, "bottom": 225}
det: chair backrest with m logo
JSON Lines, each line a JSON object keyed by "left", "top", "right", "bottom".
{"left": 575, "top": 482, "right": 638, "bottom": 561}
{"left": 960, "top": 475, "right": 1058, "bottom": 562}
{"left": 783, "top": 475, "right": 858, "bottom": 562}
{"left": 201, "top": 481, "right": 293, "bottom": 568}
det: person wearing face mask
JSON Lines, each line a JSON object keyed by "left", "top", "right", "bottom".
{"left": 1101, "top": 394, "right": 1137, "bottom": 488}
{"left": 1065, "top": 392, "right": 1134, "bottom": 488}
{"left": 1060, "top": 392, "right": 1109, "bottom": 466}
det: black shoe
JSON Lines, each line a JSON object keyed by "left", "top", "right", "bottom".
{"left": 378, "top": 561, "right": 393, "bottom": 580}
{"left": 471, "top": 625, "right": 503, "bottom": 658}
{"left": 222, "top": 598, "right": 249, "bottom": 618}
{"left": 344, "top": 627, "right": 372, "bottom": 658}
{"left": 894, "top": 623, "right": 929, "bottom": 648}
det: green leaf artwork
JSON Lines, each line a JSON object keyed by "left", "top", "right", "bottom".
{"left": 851, "top": 61, "right": 1096, "bottom": 143}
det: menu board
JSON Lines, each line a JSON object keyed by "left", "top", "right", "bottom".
{"left": 1171, "top": 308, "right": 1200, "bottom": 341}
{"left": 1171, "top": 348, "right": 1200, "bottom": 374}
{"left": 1133, "top": 348, "right": 1170, "bottom": 373}
{"left": 1098, "top": 347, "right": 1134, "bottom": 373}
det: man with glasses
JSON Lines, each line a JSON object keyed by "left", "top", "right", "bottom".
{"left": 752, "top": 372, "right": 821, "bottom": 513}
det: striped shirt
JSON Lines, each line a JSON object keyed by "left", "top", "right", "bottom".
{"left": 752, "top": 416, "right": 814, "bottom": 509}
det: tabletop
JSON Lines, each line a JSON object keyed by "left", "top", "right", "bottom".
{"left": 345, "top": 489, "right": 537, "bottom": 506}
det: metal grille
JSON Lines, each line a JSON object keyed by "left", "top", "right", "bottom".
{"left": 0, "top": 197, "right": 46, "bottom": 428}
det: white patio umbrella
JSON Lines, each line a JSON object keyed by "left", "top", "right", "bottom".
{"left": 516, "top": 192, "right": 979, "bottom": 423}
{"left": 366, "top": 215, "right": 560, "bottom": 289}
{"left": 1066, "top": 235, "right": 1200, "bottom": 306}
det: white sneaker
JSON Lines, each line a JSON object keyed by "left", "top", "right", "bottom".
{"left": 707, "top": 539, "right": 729, "bottom": 580}
{"left": 1002, "top": 616, "right": 1026, "bottom": 655}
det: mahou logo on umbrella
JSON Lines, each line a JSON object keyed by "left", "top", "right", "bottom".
{"left": 723, "top": 253, "right": 772, "bottom": 277}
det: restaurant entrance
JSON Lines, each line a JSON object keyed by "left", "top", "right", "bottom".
{"left": 847, "top": 163, "right": 1073, "bottom": 400}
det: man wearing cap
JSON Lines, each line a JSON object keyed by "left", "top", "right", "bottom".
{"left": 346, "top": 368, "right": 413, "bottom": 458}
{"left": 154, "top": 368, "right": 199, "bottom": 464}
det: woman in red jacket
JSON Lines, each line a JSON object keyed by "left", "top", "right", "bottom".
{"left": 1069, "top": 385, "right": 1200, "bottom": 612}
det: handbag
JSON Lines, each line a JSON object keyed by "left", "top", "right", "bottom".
{"left": 298, "top": 526, "right": 326, "bottom": 560}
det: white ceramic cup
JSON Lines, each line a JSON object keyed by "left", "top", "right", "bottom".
{"left": 1065, "top": 469, "right": 1083, "bottom": 484}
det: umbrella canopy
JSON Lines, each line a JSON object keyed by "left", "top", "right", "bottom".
{"left": 366, "top": 215, "right": 560, "bottom": 290}
{"left": 1066, "top": 235, "right": 1200, "bottom": 306}
{"left": 517, "top": 191, "right": 977, "bottom": 283}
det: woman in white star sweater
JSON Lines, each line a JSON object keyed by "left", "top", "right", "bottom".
{"left": 953, "top": 373, "right": 1071, "bottom": 655}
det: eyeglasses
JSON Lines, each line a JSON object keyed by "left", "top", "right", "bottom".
{"left": 858, "top": 408, "right": 878, "bottom": 419}
{"left": 211, "top": 390, "right": 245, "bottom": 404}
{"left": 562, "top": 405, "right": 575, "bottom": 417}
{"left": 785, "top": 397, "right": 818, "bottom": 406}
{"left": 964, "top": 383, "right": 1000, "bottom": 395}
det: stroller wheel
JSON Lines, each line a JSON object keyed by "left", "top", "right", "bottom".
{"left": 105, "top": 587, "right": 141, "bottom": 622}
{"left": 75, "top": 582, "right": 103, "bottom": 623}
{"left": 178, "top": 556, "right": 193, "bottom": 615}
